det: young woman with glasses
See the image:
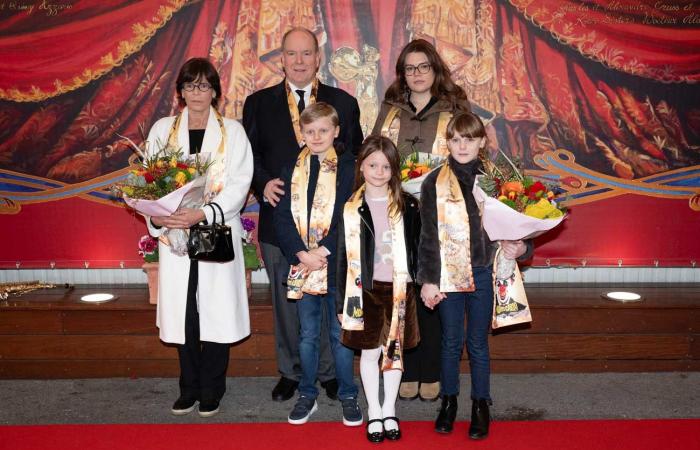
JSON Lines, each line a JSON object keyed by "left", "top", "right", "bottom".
{"left": 371, "top": 38, "right": 472, "bottom": 404}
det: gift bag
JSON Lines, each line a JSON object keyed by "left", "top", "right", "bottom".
{"left": 491, "top": 247, "right": 532, "bottom": 329}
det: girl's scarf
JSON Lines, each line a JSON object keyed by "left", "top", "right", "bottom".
{"left": 435, "top": 162, "right": 476, "bottom": 292}
{"left": 341, "top": 185, "right": 410, "bottom": 371}
{"left": 286, "top": 146, "right": 338, "bottom": 299}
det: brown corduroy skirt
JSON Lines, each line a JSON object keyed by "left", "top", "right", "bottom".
{"left": 341, "top": 280, "right": 420, "bottom": 350}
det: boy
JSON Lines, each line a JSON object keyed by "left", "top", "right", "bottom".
{"left": 273, "top": 102, "right": 361, "bottom": 426}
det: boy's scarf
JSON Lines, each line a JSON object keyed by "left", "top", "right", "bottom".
{"left": 435, "top": 162, "right": 475, "bottom": 292}
{"left": 167, "top": 107, "right": 227, "bottom": 203}
{"left": 380, "top": 105, "right": 452, "bottom": 156}
{"left": 286, "top": 79, "right": 319, "bottom": 146}
{"left": 286, "top": 146, "right": 337, "bottom": 299}
{"left": 341, "top": 185, "right": 410, "bottom": 371}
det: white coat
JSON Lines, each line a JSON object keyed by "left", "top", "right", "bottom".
{"left": 145, "top": 106, "right": 253, "bottom": 344}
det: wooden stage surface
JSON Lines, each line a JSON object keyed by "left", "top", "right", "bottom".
{"left": 1, "top": 283, "right": 698, "bottom": 378}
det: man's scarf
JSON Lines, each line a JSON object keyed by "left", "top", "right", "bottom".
{"left": 286, "top": 146, "right": 337, "bottom": 299}
{"left": 341, "top": 185, "right": 410, "bottom": 371}
{"left": 286, "top": 78, "right": 319, "bottom": 146}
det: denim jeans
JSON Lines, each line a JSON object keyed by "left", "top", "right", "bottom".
{"left": 438, "top": 266, "right": 493, "bottom": 401}
{"left": 297, "top": 287, "right": 358, "bottom": 400}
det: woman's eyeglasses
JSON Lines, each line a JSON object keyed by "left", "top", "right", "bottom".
{"left": 404, "top": 63, "right": 432, "bottom": 76}
{"left": 183, "top": 82, "right": 212, "bottom": 92}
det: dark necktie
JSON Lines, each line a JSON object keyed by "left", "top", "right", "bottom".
{"left": 295, "top": 89, "right": 306, "bottom": 112}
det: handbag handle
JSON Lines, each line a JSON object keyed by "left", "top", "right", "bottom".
{"left": 206, "top": 202, "right": 226, "bottom": 225}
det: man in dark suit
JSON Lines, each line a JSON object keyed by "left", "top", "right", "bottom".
{"left": 242, "top": 27, "right": 363, "bottom": 402}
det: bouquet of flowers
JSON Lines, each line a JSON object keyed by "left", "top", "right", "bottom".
{"left": 112, "top": 133, "right": 212, "bottom": 256}
{"left": 241, "top": 216, "right": 262, "bottom": 270}
{"left": 472, "top": 150, "right": 567, "bottom": 329}
{"left": 138, "top": 235, "right": 159, "bottom": 263}
{"left": 400, "top": 152, "right": 445, "bottom": 198}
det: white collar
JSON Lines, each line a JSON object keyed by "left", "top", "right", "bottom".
{"left": 287, "top": 81, "right": 312, "bottom": 93}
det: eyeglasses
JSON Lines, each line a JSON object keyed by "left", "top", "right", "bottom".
{"left": 182, "top": 82, "right": 212, "bottom": 92}
{"left": 404, "top": 62, "right": 432, "bottom": 76}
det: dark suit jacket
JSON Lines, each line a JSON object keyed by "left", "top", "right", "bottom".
{"left": 242, "top": 80, "right": 363, "bottom": 246}
{"left": 273, "top": 151, "right": 356, "bottom": 289}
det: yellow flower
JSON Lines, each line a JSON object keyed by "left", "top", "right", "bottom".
{"left": 174, "top": 171, "right": 187, "bottom": 186}
{"left": 156, "top": 161, "right": 164, "bottom": 168}
{"left": 188, "top": 167, "right": 196, "bottom": 175}
{"left": 170, "top": 156, "right": 177, "bottom": 168}
{"left": 498, "top": 195, "right": 508, "bottom": 202}
{"left": 524, "top": 198, "right": 563, "bottom": 219}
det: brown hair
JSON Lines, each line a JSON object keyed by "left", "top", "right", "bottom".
{"left": 446, "top": 112, "right": 489, "bottom": 164}
{"left": 384, "top": 39, "right": 471, "bottom": 112}
{"left": 175, "top": 57, "right": 222, "bottom": 108}
{"left": 354, "top": 135, "right": 405, "bottom": 218}
{"left": 300, "top": 102, "right": 339, "bottom": 128}
{"left": 281, "top": 27, "right": 319, "bottom": 53}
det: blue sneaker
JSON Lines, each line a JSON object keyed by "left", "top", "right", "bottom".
{"left": 341, "top": 397, "right": 363, "bottom": 426}
{"left": 288, "top": 396, "right": 318, "bottom": 425}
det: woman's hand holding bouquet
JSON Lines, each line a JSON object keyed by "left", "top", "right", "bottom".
{"left": 112, "top": 133, "right": 212, "bottom": 256}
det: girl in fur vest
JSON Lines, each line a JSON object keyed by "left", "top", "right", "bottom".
{"left": 337, "top": 135, "right": 421, "bottom": 443}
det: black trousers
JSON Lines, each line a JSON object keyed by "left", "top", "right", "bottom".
{"left": 401, "top": 297, "right": 441, "bottom": 383}
{"left": 177, "top": 260, "right": 231, "bottom": 402}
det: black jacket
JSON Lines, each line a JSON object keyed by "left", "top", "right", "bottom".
{"left": 273, "top": 151, "right": 356, "bottom": 290}
{"left": 417, "top": 157, "right": 533, "bottom": 285}
{"left": 336, "top": 192, "right": 421, "bottom": 313}
{"left": 242, "top": 80, "right": 364, "bottom": 246}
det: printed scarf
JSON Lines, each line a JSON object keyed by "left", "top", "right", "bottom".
{"left": 286, "top": 78, "right": 319, "bottom": 146}
{"left": 380, "top": 105, "right": 452, "bottom": 156}
{"left": 286, "top": 146, "right": 338, "bottom": 299}
{"left": 167, "top": 107, "right": 227, "bottom": 203}
{"left": 341, "top": 185, "right": 410, "bottom": 371}
{"left": 435, "top": 162, "right": 475, "bottom": 292}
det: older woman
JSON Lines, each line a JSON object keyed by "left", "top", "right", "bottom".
{"left": 372, "top": 38, "right": 472, "bottom": 402}
{"left": 146, "top": 57, "right": 253, "bottom": 417}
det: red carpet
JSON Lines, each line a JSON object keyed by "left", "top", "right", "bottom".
{"left": 1, "top": 420, "right": 698, "bottom": 450}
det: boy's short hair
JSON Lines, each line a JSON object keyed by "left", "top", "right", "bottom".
{"left": 300, "top": 102, "right": 340, "bottom": 128}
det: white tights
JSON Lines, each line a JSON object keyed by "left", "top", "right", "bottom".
{"left": 360, "top": 347, "right": 402, "bottom": 433}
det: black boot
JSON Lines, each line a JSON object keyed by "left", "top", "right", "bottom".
{"left": 434, "top": 394, "right": 458, "bottom": 433}
{"left": 468, "top": 399, "right": 490, "bottom": 439}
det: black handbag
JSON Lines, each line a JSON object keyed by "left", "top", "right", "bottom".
{"left": 187, "top": 202, "right": 235, "bottom": 262}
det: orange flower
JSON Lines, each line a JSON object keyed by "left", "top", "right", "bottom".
{"left": 500, "top": 181, "right": 524, "bottom": 196}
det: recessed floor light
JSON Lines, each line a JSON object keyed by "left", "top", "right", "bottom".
{"left": 80, "top": 293, "right": 116, "bottom": 303}
{"left": 603, "top": 291, "right": 642, "bottom": 302}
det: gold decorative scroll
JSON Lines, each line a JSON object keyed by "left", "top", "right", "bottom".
{"left": 329, "top": 45, "right": 380, "bottom": 136}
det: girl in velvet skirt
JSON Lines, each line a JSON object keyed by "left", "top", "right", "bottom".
{"left": 337, "top": 135, "right": 421, "bottom": 443}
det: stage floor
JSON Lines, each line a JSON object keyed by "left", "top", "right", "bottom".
{"left": 1, "top": 283, "right": 698, "bottom": 378}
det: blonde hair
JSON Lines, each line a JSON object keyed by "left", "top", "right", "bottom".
{"left": 300, "top": 102, "right": 339, "bottom": 128}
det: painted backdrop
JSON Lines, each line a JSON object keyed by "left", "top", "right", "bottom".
{"left": 1, "top": 0, "right": 699, "bottom": 268}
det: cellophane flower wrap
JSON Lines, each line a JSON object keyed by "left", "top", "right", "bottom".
{"left": 112, "top": 133, "right": 212, "bottom": 256}
{"left": 471, "top": 150, "right": 568, "bottom": 329}
{"left": 400, "top": 152, "right": 445, "bottom": 199}
{"left": 240, "top": 216, "right": 262, "bottom": 270}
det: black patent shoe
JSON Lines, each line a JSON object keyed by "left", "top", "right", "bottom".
{"left": 366, "top": 419, "right": 385, "bottom": 443}
{"left": 468, "top": 399, "right": 490, "bottom": 440}
{"left": 383, "top": 416, "right": 401, "bottom": 441}
{"left": 434, "top": 394, "right": 458, "bottom": 433}
{"left": 272, "top": 377, "right": 299, "bottom": 402}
